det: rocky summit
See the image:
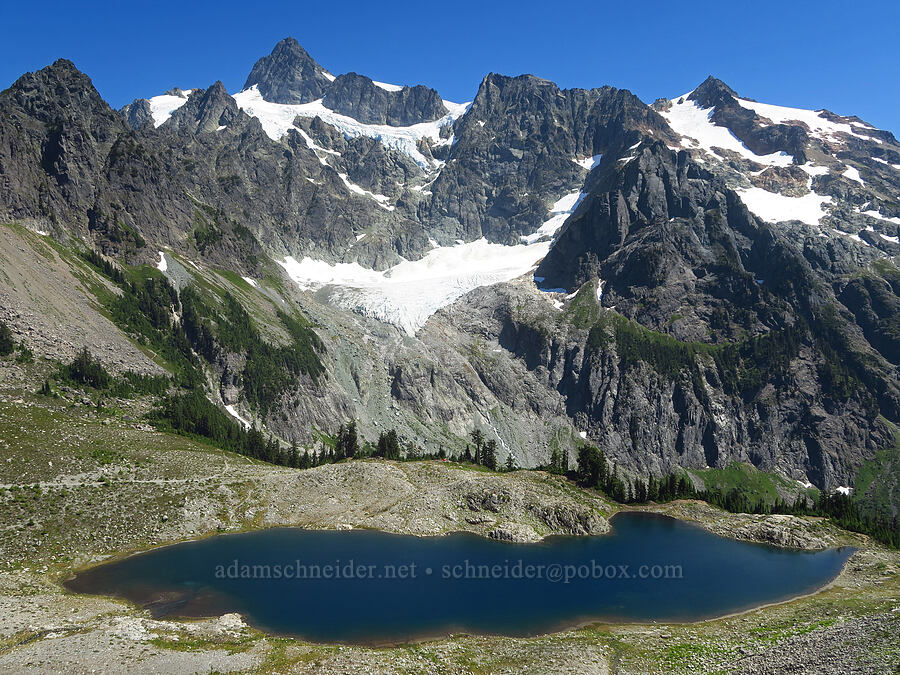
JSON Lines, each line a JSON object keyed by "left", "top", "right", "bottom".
{"left": 1, "top": 38, "right": 899, "bottom": 498}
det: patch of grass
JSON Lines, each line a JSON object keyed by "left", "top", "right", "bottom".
{"left": 148, "top": 635, "right": 255, "bottom": 655}
{"left": 690, "top": 462, "right": 816, "bottom": 504}
{"left": 214, "top": 267, "right": 253, "bottom": 291}
{"left": 561, "top": 281, "right": 600, "bottom": 329}
{"left": 854, "top": 423, "right": 900, "bottom": 521}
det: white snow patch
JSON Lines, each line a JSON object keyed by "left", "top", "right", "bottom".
{"left": 862, "top": 210, "right": 900, "bottom": 226}
{"left": 521, "top": 190, "right": 586, "bottom": 245}
{"left": 241, "top": 276, "right": 259, "bottom": 288}
{"left": 321, "top": 70, "right": 335, "bottom": 82}
{"left": 279, "top": 236, "right": 560, "bottom": 336}
{"left": 233, "top": 86, "right": 470, "bottom": 169}
{"left": 294, "top": 128, "right": 342, "bottom": 165}
{"left": 735, "top": 98, "right": 880, "bottom": 144}
{"left": 799, "top": 163, "right": 831, "bottom": 177}
{"left": 579, "top": 431, "right": 587, "bottom": 439}
{"left": 737, "top": 186, "right": 831, "bottom": 226}
{"left": 225, "top": 404, "right": 251, "bottom": 429}
{"left": 156, "top": 251, "right": 167, "bottom": 272}
{"left": 872, "top": 157, "right": 900, "bottom": 170}
{"left": 336, "top": 173, "right": 395, "bottom": 210}
{"left": 842, "top": 165, "right": 864, "bottom": 184}
{"left": 596, "top": 280, "right": 605, "bottom": 301}
{"left": 661, "top": 96, "right": 794, "bottom": 167}
{"left": 147, "top": 90, "right": 193, "bottom": 128}
{"left": 574, "top": 154, "right": 603, "bottom": 170}
{"left": 372, "top": 80, "right": 403, "bottom": 92}
{"left": 835, "top": 486, "right": 853, "bottom": 495}
{"left": 833, "top": 229, "right": 870, "bottom": 246}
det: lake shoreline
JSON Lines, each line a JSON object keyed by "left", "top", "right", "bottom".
{"left": 59, "top": 511, "right": 856, "bottom": 645}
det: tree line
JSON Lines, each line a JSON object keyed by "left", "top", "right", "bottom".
{"left": 574, "top": 443, "right": 899, "bottom": 549}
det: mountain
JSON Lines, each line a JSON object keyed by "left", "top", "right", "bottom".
{"left": 243, "top": 36, "right": 335, "bottom": 104}
{"left": 1, "top": 39, "right": 898, "bottom": 511}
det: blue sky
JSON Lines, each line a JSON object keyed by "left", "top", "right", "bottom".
{"left": 2, "top": 0, "right": 898, "bottom": 134}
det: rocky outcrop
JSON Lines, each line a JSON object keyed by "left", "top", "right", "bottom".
{"left": 422, "top": 73, "right": 676, "bottom": 243}
{"left": 322, "top": 72, "right": 448, "bottom": 126}
{"left": 529, "top": 503, "right": 609, "bottom": 535}
{"left": 165, "top": 82, "right": 242, "bottom": 134}
{"left": 0, "top": 59, "right": 131, "bottom": 233}
{"left": 0, "top": 61, "right": 431, "bottom": 269}
{"left": 119, "top": 97, "right": 153, "bottom": 130}
{"left": 434, "top": 275, "right": 895, "bottom": 489}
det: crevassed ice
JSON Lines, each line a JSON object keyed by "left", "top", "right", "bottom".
{"left": 279, "top": 188, "right": 585, "bottom": 336}
{"left": 279, "top": 238, "right": 553, "bottom": 336}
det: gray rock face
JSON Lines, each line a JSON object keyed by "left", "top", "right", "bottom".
{"left": 243, "top": 37, "right": 333, "bottom": 104}
{"left": 119, "top": 98, "right": 153, "bottom": 130}
{"left": 322, "top": 72, "right": 448, "bottom": 126}
{"left": 165, "top": 82, "right": 242, "bottom": 134}
{"left": 0, "top": 65, "right": 431, "bottom": 269}
{"left": 0, "top": 59, "right": 130, "bottom": 232}
{"left": 435, "top": 279, "right": 894, "bottom": 489}
{"left": 422, "top": 73, "right": 676, "bottom": 243}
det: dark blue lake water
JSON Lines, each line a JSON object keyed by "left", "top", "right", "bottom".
{"left": 64, "top": 512, "right": 852, "bottom": 643}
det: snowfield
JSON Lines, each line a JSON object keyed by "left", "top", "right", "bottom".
{"left": 225, "top": 404, "right": 251, "bottom": 429}
{"left": 147, "top": 90, "right": 193, "bottom": 127}
{"left": 736, "top": 186, "right": 832, "bottom": 226}
{"left": 279, "top": 238, "right": 557, "bottom": 336}
{"left": 662, "top": 95, "right": 794, "bottom": 167}
{"left": 232, "top": 86, "right": 470, "bottom": 169}
{"left": 521, "top": 190, "right": 585, "bottom": 244}
{"left": 279, "top": 190, "right": 585, "bottom": 336}
{"left": 735, "top": 98, "right": 880, "bottom": 143}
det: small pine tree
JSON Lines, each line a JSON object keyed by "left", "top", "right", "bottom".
{"left": 0, "top": 320, "right": 13, "bottom": 356}
{"left": 377, "top": 429, "right": 401, "bottom": 460}
{"left": 470, "top": 429, "right": 484, "bottom": 460}
{"left": 505, "top": 454, "right": 515, "bottom": 471}
{"left": 482, "top": 439, "right": 498, "bottom": 471}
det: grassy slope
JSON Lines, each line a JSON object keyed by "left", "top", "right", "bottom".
{"left": 688, "top": 462, "right": 820, "bottom": 504}
{"left": 854, "top": 421, "right": 900, "bottom": 520}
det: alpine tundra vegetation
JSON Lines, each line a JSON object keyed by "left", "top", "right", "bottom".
{"left": 0, "top": 4, "right": 899, "bottom": 672}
